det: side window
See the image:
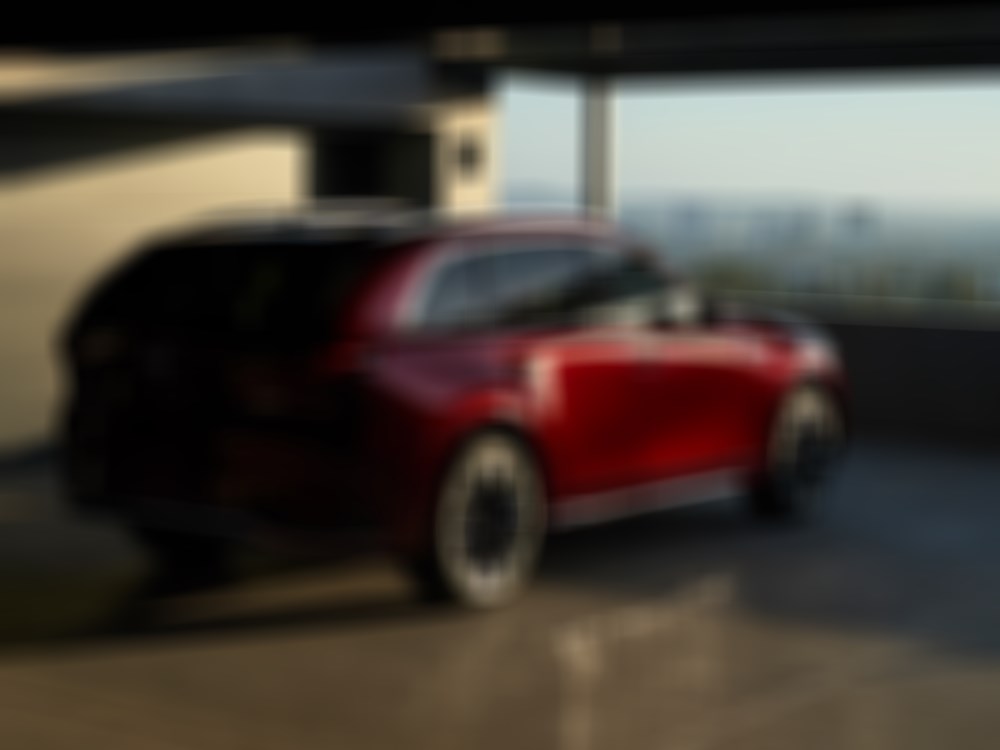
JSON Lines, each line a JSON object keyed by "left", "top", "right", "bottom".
{"left": 603, "top": 252, "right": 672, "bottom": 298}
{"left": 490, "top": 247, "right": 604, "bottom": 325}
{"left": 494, "top": 249, "right": 596, "bottom": 306}
{"left": 419, "top": 243, "right": 616, "bottom": 331}
{"left": 573, "top": 245, "right": 707, "bottom": 328}
{"left": 422, "top": 254, "right": 494, "bottom": 329}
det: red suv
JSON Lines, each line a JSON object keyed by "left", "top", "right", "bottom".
{"left": 60, "top": 210, "right": 848, "bottom": 608}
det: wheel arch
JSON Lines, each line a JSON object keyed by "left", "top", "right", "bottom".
{"left": 752, "top": 373, "right": 849, "bottom": 476}
{"left": 434, "top": 418, "right": 555, "bottom": 513}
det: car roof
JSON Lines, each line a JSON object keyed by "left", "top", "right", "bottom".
{"left": 142, "top": 204, "right": 621, "bottom": 252}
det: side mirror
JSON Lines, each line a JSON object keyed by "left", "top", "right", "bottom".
{"left": 650, "top": 285, "right": 705, "bottom": 328}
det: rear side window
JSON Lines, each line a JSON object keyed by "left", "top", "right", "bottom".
{"left": 492, "top": 248, "right": 599, "bottom": 312}
{"left": 74, "top": 240, "right": 393, "bottom": 342}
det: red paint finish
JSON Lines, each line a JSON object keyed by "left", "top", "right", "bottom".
{"left": 61, "top": 215, "right": 848, "bottom": 560}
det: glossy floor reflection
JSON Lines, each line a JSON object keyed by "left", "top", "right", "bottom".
{"left": 1, "top": 438, "right": 1000, "bottom": 750}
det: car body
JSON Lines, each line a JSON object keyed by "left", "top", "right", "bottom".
{"left": 59, "top": 210, "right": 848, "bottom": 605}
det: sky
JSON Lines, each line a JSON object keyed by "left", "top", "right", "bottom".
{"left": 498, "top": 71, "right": 1000, "bottom": 213}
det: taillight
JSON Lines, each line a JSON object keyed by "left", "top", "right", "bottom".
{"left": 227, "top": 341, "right": 371, "bottom": 419}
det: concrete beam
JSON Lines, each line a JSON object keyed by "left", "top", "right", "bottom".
{"left": 432, "top": 9, "right": 1000, "bottom": 76}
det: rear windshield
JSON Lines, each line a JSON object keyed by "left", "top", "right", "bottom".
{"left": 75, "top": 240, "right": 393, "bottom": 342}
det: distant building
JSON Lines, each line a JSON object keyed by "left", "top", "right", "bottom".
{"left": 841, "top": 203, "right": 880, "bottom": 239}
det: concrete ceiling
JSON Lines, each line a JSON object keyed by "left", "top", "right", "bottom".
{"left": 427, "top": 8, "right": 1000, "bottom": 76}
{"left": 0, "top": 46, "right": 483, "bottom": 130}
{"left": 6, "top": 5, "right": 1000, "bottom": 128}
{"left": 11, "top": 4, "right": 1000, "bottom": 47}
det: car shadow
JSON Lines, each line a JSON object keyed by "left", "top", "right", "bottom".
{"left": 0, "top": 566, "right": 448, "bottom": 660}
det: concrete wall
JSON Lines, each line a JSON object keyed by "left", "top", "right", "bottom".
{"left": 720, "top": 292, "right": 1000, "bottom": 446}
{"left": 430, "top": 97, "right": 498, "bottom": 214}
{"left": 0, "top": 125, "right": 306, "bottom": 450}
{"left": 823, "top": 320, "right": 1000, "bottom": 445}
{"left": 703, "top": 290, "right": 1000, "bottom": 445}
{"left": 310, "top": 97, "right": 499, "bottom": 215}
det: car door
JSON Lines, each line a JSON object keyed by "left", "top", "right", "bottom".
{"left": 633, "top": 272, "right": 768, "bottom": 480}
{"left": 483, "top": 239, "right": 653, "bottom": 506}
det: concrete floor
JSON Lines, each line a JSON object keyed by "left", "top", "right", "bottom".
{"left": 0, "top": 437, "right": 999, "bottom": 749}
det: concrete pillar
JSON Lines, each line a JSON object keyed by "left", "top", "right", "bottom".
{"left": 310, "top": 66, "right": 497, "bottom": 216}
{"left": 581, "top": 76, "right": 612, "bottom": 218}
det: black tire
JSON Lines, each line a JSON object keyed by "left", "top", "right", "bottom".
{"left": 405, "top": 431, "right": 547, "bottom": 610}
{"left": 749, "top": 385, "right": 845, "bottom": 522}
{"left": 133, "top": 527, "right": 232, "bottom": 597}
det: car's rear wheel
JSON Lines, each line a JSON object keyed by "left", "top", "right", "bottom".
{"left": 407, "top": 431, "right": 547, "bottom": 609}
{"left": 749, "top": 385, "right": 845, "bottom": 521}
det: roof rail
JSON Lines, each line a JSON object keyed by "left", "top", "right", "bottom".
{"left": 192, "top": 197, "right": 412, "bottom": 224}
{"left": 136, "top": 198, "right": 443, "bottom": 250}
{"left": 148, "top": 201, "right": 617, "bottom": 251}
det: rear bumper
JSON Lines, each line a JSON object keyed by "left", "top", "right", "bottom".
{"left": 64, "top": 424, "right": 391, "bottom": 558}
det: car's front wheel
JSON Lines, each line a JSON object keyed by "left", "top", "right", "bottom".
{"left": 749, "top": 384, "right": 845, "bottom": 521}
{"left": 407, "top": 431, "right": 547, "bottom": 609}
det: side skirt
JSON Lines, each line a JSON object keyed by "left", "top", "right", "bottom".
{"left": 548, "top": 467, "right": 748, "bottom": 531}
